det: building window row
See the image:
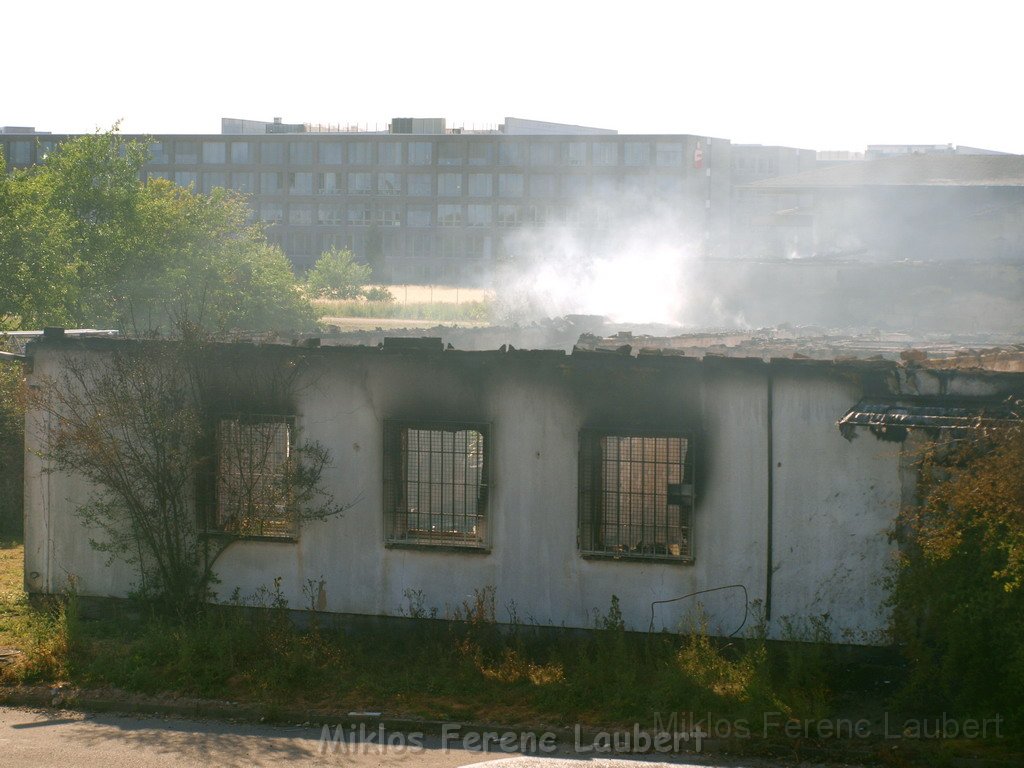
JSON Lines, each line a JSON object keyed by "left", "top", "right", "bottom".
{"left": 379, "top": 421, "right": 694, "bottom": 560}
{"left": 6, "top": 139, "right": 696, "bottom": 176}
{"left": 150, "top": 169, "right": 668, "bottom": 200}
{"left": 265, "top": 230, "right": 536, "bottom": 261}
{"left": 209, "top": 414, "right": 667, "bottom": 551}
{"left": 134, "top": 140, "right": 690, "bottom": 169}
{"left": 258, "top": 202, "right": 587, "bottom": 229}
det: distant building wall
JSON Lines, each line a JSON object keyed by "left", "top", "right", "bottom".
{"left": 2, "top": 130, "right": 733, "bottom": 281}
{"left": 730, "top": 145, "right": 817, "bottom": 258}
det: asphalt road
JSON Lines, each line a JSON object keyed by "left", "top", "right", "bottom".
{"left": 0, "top": 705, "right": 783, "bottom": 767}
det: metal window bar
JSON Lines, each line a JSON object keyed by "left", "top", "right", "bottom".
{"left": 384, "top": 420, "right": 489, "bottom": 548}
{"left": 214, "top": 415, "right": 296, "bottom": 538}
{"left": 579, "top": 431, "right": 693, "bottom": 560}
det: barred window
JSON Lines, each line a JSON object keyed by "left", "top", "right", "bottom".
{"left": 578, "top": 431, "right": 694, "bottom": 561}
{"left": 384, "top": 420, "right": 490, "bottom": 549}
{"left": 212, "top": 415, "right": 296, "bottom": 538}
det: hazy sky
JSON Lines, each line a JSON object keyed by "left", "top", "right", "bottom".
{"left": 6, "top": 0, "right": 1021, "bottom": 153}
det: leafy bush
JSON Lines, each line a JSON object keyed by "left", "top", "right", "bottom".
{"left": 305, "top": 247, "right": 371, "bottom": 299}
{"left": 362, "top": 285, "right": 396, "bottom": 303}
{"left": 890, "top": 423, "right": 1024, "bottom": 725}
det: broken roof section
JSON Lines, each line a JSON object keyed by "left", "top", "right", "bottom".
{"left": 745, "top": 154, "right": 1024, "bottom": 190}
{"left": 838, "top": 398, "right": 1022, "bottom": 439}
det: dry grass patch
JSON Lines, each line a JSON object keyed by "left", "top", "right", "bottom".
{"left": 314, "top": 298, "right": 491, "bottom": 326}
{"left": 313, "top": 283, "right": 494, "bottom": 328}
{"left": 0, "top": 539, "right": 77, "bottom": 684}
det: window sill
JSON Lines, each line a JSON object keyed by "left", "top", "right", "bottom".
{"left": 580, "top": 551, "right": 694, "bottom": 566}
{"left": 202, "top": 531, "right": 299, "bottom": 544}
{"left": 385, "top": 541, "right": 491, "bottom": 555}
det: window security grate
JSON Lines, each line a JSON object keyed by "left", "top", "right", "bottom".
{"left": 384, "top": 420, "right": 489, "bottom": 548}
{"left": 212, "top": 415, "right": 296, "bottom": 538}
{"left": 579, "top": 431, "right": 694, "bottom": 561}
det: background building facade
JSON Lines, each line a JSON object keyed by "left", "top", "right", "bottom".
{"left": 2, "top": 119, "right": 732, "bottom": 283}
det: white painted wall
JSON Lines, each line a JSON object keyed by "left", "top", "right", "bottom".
{"left": 770, "top": 370, "right": 901, "bottom": 643}
{"left": 25, "top": 343, "right": 921, "bottom": 644}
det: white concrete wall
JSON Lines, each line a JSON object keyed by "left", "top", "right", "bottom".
{"left": 770, "top": 369, "right": 901, "bottom": 643}
{"left": 25, "top": 344, "right": 912, "bottom": 643}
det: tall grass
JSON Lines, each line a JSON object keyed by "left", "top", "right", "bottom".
{"left": 0, "top": 576, "right": 850, "bottom": 731}
{"left": 1, "top": 592, "right": 81, "bottom": 685}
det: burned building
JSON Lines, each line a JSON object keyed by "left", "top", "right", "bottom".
{"left": 22, "top": 334, "right": 1024, "bottom": 643}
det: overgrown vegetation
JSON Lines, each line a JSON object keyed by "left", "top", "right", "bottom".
{"left": 0, "top": 540, "right": 78, "bottom": 682}
{"left": 0, "top": 567, "right": 845, "bottom": 733}
{"left": 10, "top": 539, "right": 1019, "bottom": 765}
{"left": 890, "top": 420, "right": 1024, "bottom": 728}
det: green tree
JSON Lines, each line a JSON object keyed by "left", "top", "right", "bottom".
{"left": 1, "top": 130, "right": 319, "bottom": 545}
{"left": 0, "top": 148, "right": 76, "bottom": 329}
{"left": 0, "top": 130, "right": 316, "bottom": 334}
{"left": 115, "top": 181, "right": 315, "bottom": 334}
{"left": 305, "top": 247, "right": 372, "bottom": 299}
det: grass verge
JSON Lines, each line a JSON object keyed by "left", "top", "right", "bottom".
{"left": 2, "top": 548, "right": 1018, "bottom": 765}
{"left": 314, "top": 298, "right": 491, "bottom": 324}
{"left": 0, "top": 555, "right": 853, "bottom": 730}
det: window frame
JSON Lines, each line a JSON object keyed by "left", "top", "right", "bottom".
{"left": 577, "top": 429, "right": 695, "bottom": 564}
{"left": 204, "top": 413, "right": 299, "bottom": 542}
{"left": 383, "top": 419, "right": 492, "bottom": 552}
{"left": 407, "top": 141, "right": 433, "bottom": 166}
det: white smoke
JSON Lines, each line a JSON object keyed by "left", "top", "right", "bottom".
{"left": 488, "top": 191, "right": 746, "bottom": 328}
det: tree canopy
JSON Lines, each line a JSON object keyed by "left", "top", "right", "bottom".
{"left": 305, "top": 246, "right": 372, "bottom": 299}
{"left": 0, "top": 130, "right": 315, "bottom": 334}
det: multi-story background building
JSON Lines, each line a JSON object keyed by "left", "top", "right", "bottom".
{"left": 5, "top": 119, "right": 1022, "bottom": 333}
{"left": 1, "top": 117, "right": 732, "bottom": 283}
